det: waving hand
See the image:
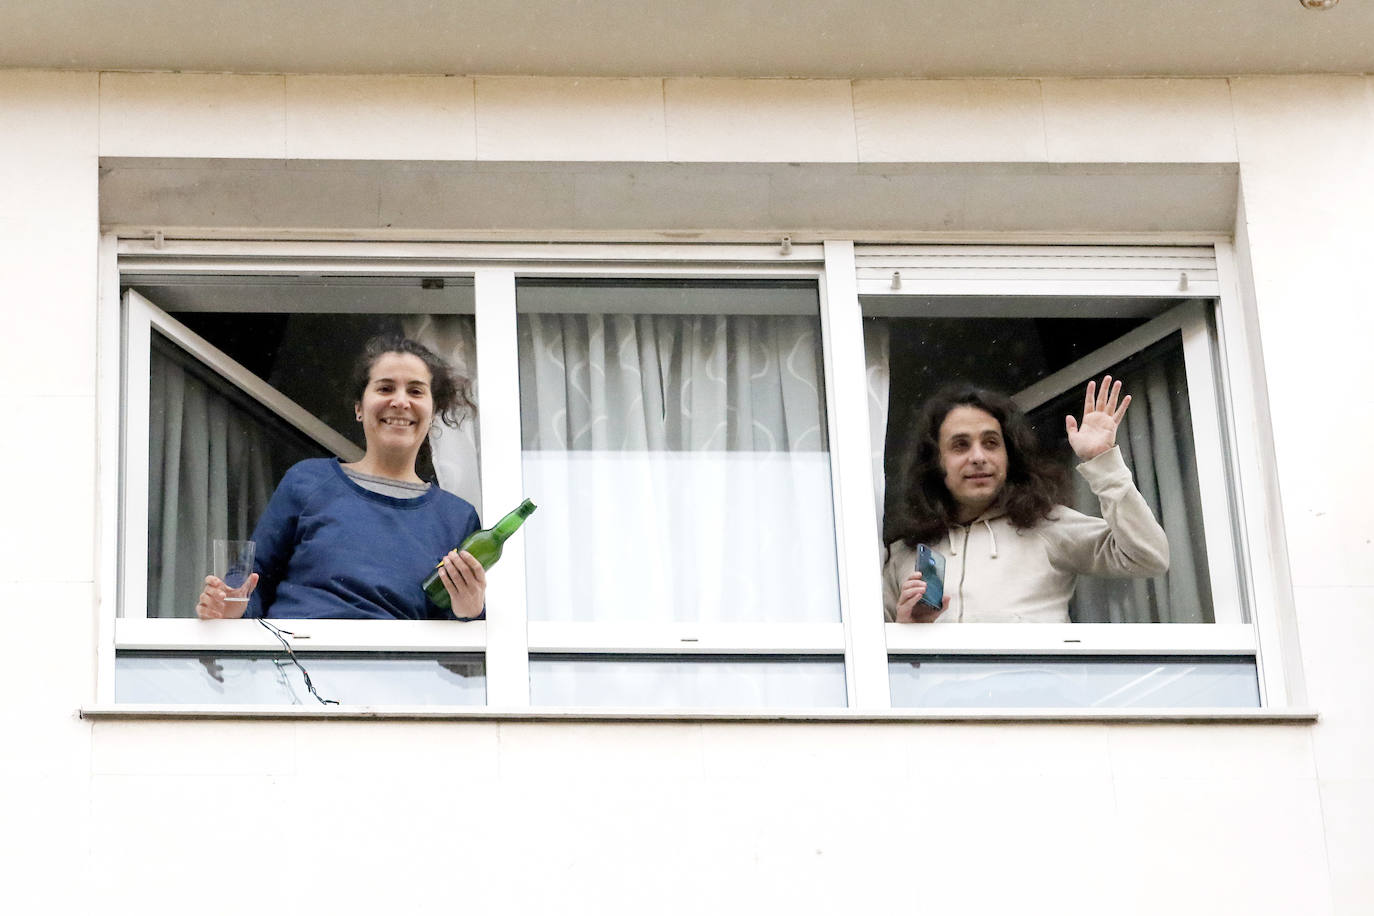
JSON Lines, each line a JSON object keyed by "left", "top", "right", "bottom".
{"left": 1065, "top": 375, "right": 1131, "bottom": 461}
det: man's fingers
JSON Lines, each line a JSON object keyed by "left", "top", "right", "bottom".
{"left": 1112, "top": 393, "right": 1132, "bottom": 423}
{"left": 1097, "top": 375, "right": 1113, "bottom": 412}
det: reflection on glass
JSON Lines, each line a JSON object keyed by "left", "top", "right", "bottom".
{"left": 517, "top": 280, "right": 840, "bottom": 624}
{"left": 116, "top": 653, "right": 485, "bottom": 706}
{"left": 888, "top": 656, "right": 1259, "bottom": 708}
{"left": 530, "top": 657, "right": 846, "bottom": 708}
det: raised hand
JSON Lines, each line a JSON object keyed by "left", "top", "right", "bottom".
{"left": 1065, "top": 375, "right": 1131, "bottom": 461}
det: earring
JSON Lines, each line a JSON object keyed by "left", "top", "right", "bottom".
{"left": 356, "top": 413, "right": 363, "bottom": 421}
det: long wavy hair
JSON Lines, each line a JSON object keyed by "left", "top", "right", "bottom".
{"left": 887, "top": 384, "right": 1068, "bottom": 547}
{"left": 350, "top": 334, "right": 476, "bottom": 428}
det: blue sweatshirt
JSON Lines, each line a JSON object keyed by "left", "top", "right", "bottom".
{"left": 247, "top": 458, "right": 481, "bottom": 620}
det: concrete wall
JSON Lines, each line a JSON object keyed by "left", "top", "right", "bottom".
{"left": 2, "top": 70, "right": 1371, "bottom": 913}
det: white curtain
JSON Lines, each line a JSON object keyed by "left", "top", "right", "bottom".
{"left": 403, "top": 315, "right": 482, "bottom": 515}
{"left": 147, "top": 343, "right": 276, "bottom": 618}
{"left": 865, "top": 319, "right": 891, "bottom": 540}
{"left": 518, "top": 312, "right": 840, "bottom": 623}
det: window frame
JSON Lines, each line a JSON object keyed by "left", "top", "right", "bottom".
{"left": 97, "top": 235, "right": 1294, "bottom": 710}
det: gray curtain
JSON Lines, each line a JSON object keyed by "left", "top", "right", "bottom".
{"left": 147, "top": 341, "right": 278, "bottom": 618}
{"left": 1063, "top": 350, "right": 1213, "bottom": 623}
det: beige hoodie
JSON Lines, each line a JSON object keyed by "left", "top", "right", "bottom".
{"left": 882, "top": 447, "right": 1169, "bottom": 623}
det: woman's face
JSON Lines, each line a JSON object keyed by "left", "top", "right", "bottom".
{"left": 937, "top": 405, "right": 1008, "bottom": 521}
{"left": 356, "top": 351, "right": 434, "bottom": 459}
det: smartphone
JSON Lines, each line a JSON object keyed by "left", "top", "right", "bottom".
{"left": 915, "top": 544, "right": 946, "bottom": 610}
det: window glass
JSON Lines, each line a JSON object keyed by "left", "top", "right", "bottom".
{"left": 888, "top": 656, "right": 1259, "bottom": 708}
{"left": 147, "top": 333, "right": 328, "bottom": 618}
{"left": 1024, "top": 334, "right": 1214, "bottom": 623}
{"left": 529, "top": 656, "right": 846, "bottom": 707}
{"left": 517, "top": 279, "right": 840, "bottom": 624}
{"left": 115, "top": 652, "right": 486, "bottom": 705}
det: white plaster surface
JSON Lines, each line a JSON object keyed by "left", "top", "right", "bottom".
{"left": 476, "top": 77, "right": 666, "bottom": 161}
{"left": 286, "top": 74, "right": 476, "bottom": 160}
{"left": 0, "top": 397, "right": 97, "bottom": 583}
{"left": 0, "top": 69, "right": 1371, "bottom": 913}
{"left": 100, "top": 71, "right": 287, "bottom": 158}
{"left": 1320, "top": 779, "right": 1374, "bottom": 916}
{"left": 1293, "top": 587, "right": 1374, "bottom": 784}
{"left": 1111, "top": 775, "right": 1331, "bottom": 914}
{"left": 1231, "top": 77, "right": 1374, "bottom": 589}
{"left": 853, "top": 78, "right": 1046, "bottom": 162}
{"left": 0, "top": 71, "right": 99, "bottom": 398}
{"left": 665, "top": 78, "right": 858, "bottom": 162}
{"left": 91, "top": 720, "right": 297, "bottom": 776}
{"left": 1042, "top": 77, "right": 1237, "bottom": 162}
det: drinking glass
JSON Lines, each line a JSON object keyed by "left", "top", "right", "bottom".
{"left": 212, "top": 539, "right": 256, "bottom": 606}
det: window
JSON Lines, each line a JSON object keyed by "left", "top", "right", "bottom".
{"left": 100, "top": 239, "right": 1290, "bottom": 710}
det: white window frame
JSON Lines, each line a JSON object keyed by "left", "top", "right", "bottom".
{"left": 97, "top": 235, "right": 1293, "bottom": 709}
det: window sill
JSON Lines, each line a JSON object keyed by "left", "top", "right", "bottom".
{"left": 78, "top": 704, "right": 1318, "bottom": 724}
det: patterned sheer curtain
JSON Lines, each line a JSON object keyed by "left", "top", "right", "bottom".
{"left": 518, "top": 307, "right": 840, "bottom": 623}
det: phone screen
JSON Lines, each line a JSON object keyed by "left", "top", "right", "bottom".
{"left": 916, "top": 544, "right": 946, "bottom": 609}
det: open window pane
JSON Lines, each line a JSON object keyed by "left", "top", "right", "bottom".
{"left": 866, "top": 300, "right": 1222, "bottom": 625}
{"left": 1024, "top": 334, "right": 1215, "bottom": 623}
{"left": 517, "top": 279, "right": 841, "bottom": 624}
{"left": 147, "top": 333, "right": 328, "bottom": 618}
{"left": 127, "top": 279, "right": 481, "bottom": 622}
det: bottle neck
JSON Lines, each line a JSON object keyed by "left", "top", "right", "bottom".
{"left": 491, "top": 500, "right": 536, "bottom": 540}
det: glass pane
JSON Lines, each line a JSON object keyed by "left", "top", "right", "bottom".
{"left": 530, "top": 657, "right": 846, "bottom": 708}
{"left": 888, "top": 656, "right": 1259, "bottom": 708}
{"left": 517, "top": 279, "right": 840, "bottom": 624}
{"left": 115, "top": 652, "right": 485, "bottom": 705}
{"left": 1026, "top": 334, "right": 1218, "bottom": 623}
{"left": 147, "top": 333, "right": 327, "bottom": 618}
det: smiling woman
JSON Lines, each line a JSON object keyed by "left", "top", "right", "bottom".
{"left": 194, "top": 334, "right": 488, "bottom": 621}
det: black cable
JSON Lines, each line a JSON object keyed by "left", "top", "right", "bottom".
{"left": 256, "top": 618, "right": 340, "bottom": 706}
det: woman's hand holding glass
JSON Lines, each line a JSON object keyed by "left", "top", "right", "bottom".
{"left": 437, "top": 549, "right": 486, "bottom": 620}
{"left": 895, "top": 570, "right": 951, "bottom": 623}
{"left": 197, "top": 572, "right": 259, "bottom": 619}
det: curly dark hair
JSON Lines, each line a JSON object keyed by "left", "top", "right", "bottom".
{"left": 350, "top": 334, "right": 476, "bottom": 428}
{"left": 887, "top": 384, "right": 1068, "bottom": 547}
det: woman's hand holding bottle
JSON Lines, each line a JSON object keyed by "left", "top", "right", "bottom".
{"left": 436, "top": 550, "right": 486, "bottom": 620}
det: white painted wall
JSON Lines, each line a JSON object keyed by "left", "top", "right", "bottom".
{"left": 2, "top": 70, "right": 1371, "bottom": 913}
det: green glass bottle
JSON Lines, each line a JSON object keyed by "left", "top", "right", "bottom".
{"left": 422, "top": 499, "right": 537, "bottom": 609}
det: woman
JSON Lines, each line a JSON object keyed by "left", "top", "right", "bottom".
{"left": 883, "top": 376, "right": 1168, "bottom": 623}
{"left": 196, "top": 335, "right": 486, "bottom": 620}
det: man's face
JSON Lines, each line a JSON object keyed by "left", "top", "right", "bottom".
{"left": 938, "top": 405, "right": 1008, "bottom": 522}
